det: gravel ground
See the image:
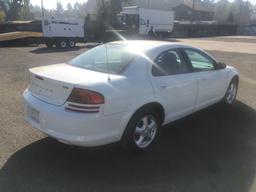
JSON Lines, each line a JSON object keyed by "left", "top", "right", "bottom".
{"left": 0, "top": 37, "right": 255, "bottom": 192}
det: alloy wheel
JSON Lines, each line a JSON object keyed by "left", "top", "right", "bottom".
{"left": 134, "top": 115, "right": 157, "bottom": 149}
{"left": 226, "top": 82, "right": 237, "bottom": 104}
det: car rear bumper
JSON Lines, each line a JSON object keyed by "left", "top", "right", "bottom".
{"left": 23, "top": 89, "right": 126, "bottom": 147}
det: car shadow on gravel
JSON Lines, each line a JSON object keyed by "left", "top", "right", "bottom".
{"left": 0, "top": 101, "right": 256, "bottom": 192}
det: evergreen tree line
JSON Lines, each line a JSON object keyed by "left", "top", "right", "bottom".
{"left": 0, "top": 0, "right": 255, "bottom": 23}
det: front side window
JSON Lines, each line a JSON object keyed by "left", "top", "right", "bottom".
{"left": 152, "top": 49, "right": 190, "bottom": 76}
{"left": 69, "top": 44, "right": 136, "bottom": 74}
{"left": 184, "top": 49, "right": 215, "bottom": 71}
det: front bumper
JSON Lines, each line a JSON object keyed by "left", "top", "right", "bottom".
{"left": 23, "top": 89, "right": 125, "bottom": 147}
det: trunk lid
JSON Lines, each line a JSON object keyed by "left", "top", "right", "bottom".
{"left": 29, "top": 63, "right": 110, "bottom": 106}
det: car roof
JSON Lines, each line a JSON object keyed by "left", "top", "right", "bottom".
{"left": 107, "top": 40, "right": 218, "bottom": 64}
{"left": 107, "top": 40, "right": 194, "bottom": 52}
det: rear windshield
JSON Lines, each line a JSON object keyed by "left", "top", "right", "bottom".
{"left": 69, "top": 44, "right": 136, "bottom": 74}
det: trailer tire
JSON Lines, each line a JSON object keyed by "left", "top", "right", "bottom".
{"left": 45, "top": 42, "right": 54, "bottom": 48}
{"left": 68, "top": 40, "right": 76, "bottom": 48}
{"left": 57, "top": 40, "right": 68, "bottom": 48}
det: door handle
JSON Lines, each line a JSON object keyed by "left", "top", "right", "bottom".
{"left": 201, "top": 78, "right": 207, "bottom": 81}
{"left": 160, "top": 85, "right": 167, "bottom": 89}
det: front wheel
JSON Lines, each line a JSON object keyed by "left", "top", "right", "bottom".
{"left": 224, "top": 78, "right": 238, "bottom": 105}
{"left": 122, "top": 109, "right": 160, "bottom": 152}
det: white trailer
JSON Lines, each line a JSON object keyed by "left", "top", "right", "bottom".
{"left": 122, "top": 6, "right": 174, "bottom": 36}
{"left": 42, "top": 16, "right": 85, "bottom": 48}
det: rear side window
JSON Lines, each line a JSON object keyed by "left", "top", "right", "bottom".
{"left": 152, "top": 49, "right": 190, "bottom": 76}
{"left": 69, "top": 44, "right": 136, "bottom": 74}
{"left": 184, "top": 49, "right": 215, "bottom": 71}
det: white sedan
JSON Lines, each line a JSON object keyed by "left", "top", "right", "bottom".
{"left": 23, "top": 41, "right": 239, "bottom": 151}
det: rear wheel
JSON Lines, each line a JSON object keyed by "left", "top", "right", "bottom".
{"left": 45, "top": 42, "right": 53, "bottom": 48}
{"left": 57, "top": 40, "right": 68, "bottom": 48}
{"left": 122, "top": 108, "right": 160, "bottom": 152}
{"left": 224, "top": 78, "right": 238, "bottom": 105}
{"left": 68, "top": 40, "right": 76, "bottom": 48}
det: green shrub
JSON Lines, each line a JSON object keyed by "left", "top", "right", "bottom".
{"left": 0, "top": 11, "right": 5, "bottom": 23}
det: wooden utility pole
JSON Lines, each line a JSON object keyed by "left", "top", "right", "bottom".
{"left": 41, "top": 0, "right": 45, "bottom": 17}
{"left": 190, "top": 0, "right": 195, "bottom": 37}
{"left": 190, "top": 0, "right": 195, "bottom": 24}
{"left": 148, "top": 0, "right": 151, "bottom": 9}
{"left": 192, "top": 0, "right": 195, "bottom": 23}
{"left": 238, "top": 0, "right": 242, "bottom": 25}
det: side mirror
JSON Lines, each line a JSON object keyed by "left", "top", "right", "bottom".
{"left": 215, "top": 62, "right": 226, "bottom": 70}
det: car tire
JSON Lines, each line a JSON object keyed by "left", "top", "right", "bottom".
{"left": 122, "top": 107, "right": 161, "bottom": 152}
{"left": 223, "top": 77, "right": 238, "bottom": 105}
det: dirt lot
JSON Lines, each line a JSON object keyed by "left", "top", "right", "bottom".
{"left": 0, "top": 36, "right": 256, "bottom": 192}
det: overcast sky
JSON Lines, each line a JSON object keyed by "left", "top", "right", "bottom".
{"left": 30, "top": 0, "right": 256, "bottom": 10}
{"left": 30, "top": 0, "right": 89, "bottom": 9}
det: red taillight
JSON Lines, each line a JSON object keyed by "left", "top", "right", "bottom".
{"left": 67, "top": 88, "right": 105, "bottom": 105}
{"left": 65, "top": 88, "right": 104, "bottom": 113}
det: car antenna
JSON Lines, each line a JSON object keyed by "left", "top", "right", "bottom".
{"left": 104, "top": 44, "right": 111, "bottom": 81}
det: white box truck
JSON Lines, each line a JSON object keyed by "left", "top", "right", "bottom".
{"left": 122, "top": 6, "right": 174, "bottom": 37}
{"left": 42, "top": 16, "right": 85, "bottom": 48}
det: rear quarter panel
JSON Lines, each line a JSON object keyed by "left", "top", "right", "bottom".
{"left": 101, "top": 57, "right": 156, "bottom": 116}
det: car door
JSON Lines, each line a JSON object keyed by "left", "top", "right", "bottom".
{"left": 139, "top": 18, "right": 148, "bottom": 35}
{"left": 150, "top": 49, "right": 197, "bottom": 123}
{"left": 183, "top": 48, "right": 227, "bottom": 111}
